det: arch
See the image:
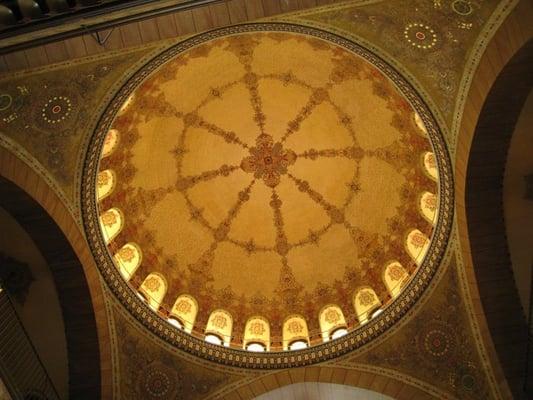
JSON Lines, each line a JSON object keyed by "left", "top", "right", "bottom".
{"left": 169, "top": 294, "right": 198, "bottom": 333}
{"left": 254, "top": 382, "right": 394, "bottom": 399}
{"left": 353, "top": 287, "right": 381, "bottom": 324}
{"left": 405, "top": 229, "right": 430, "bottom": 266}
{"left": 456, "top": 10, "right": 533, "bottom": 395}
{"left": 318, "top": 304, "right": 347, "bottom": 342}
{"left": 138, "top": 272, "right": 167, "bottom": 311}
{"left": 0, "top": 147, "right": 109, "bottom": 399}
{"left": 421, "top": 151, "right": 438, "bottom": 181}
{"left": 101, "top": 128, "right": 119, "bottom": 158}
{"left": 413, "top": 111, "right": 428, "bottom": 135}
{"left": 217, "top": 365, "right": 440, "bottom": 399}
{"left": 113, "top": 242, "right": 142, "bottom": 281}
{"left": 382, "top": 261, "right": 409, "bottom": 298}
{"left": 205, "top": 309, "right": 233, "bottom": 346}
{"left": 419, "top": 191, "right": 437, "bottom": 224}
{"left": 243, "top": 316, "right": 270, "bottom": 351}
{"left": 99, "top": 207, "right": 123, "bottom": 244}
{"left": 96, "top": 169, "right": 115, "bottom": 201}
{"left": 282, "top": 315, "right": 310, "bottom": 350}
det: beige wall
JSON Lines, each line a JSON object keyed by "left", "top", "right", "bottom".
{"left": 0, "top": 207, "right": 68, "bottom": 399}
{"left": 504, "top": 88, "right": 533, "bottom": 317}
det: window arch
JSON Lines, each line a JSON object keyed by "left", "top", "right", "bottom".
{"left": 113, "top": 242, "right": 142, "bottom": 281}
{"left": 101, "top": 129, "right": 119, "bottom": 158}
{"left": 353, "top": 287, "right": 381, "bottom": 324}
{"left": 96, "top": 169, "right": 116, "bottom": 201}
{"left": 282, "top": 315, "right": 310, "bottom": 351}
{"left": 318, "top": 305, "right": 347, "bottom": 342}
{"left": 243, "top": 316, "right": 270, "bottom": 352}
{"left": 413, "top": 111, "right": 428, "bottom": 135}
{"left": 419, "top": 191, "right": 438, "bottom": 224}
{"left": 383, "top": 262, "right": 409, "bottom": 298}
{"left": 99, "top": 207, "right": 123, "bottom": 244}
{"left": 138, "top": 272, "right": 167, "bottom": 311}
{"left": 170, "top": 294, "right": 198, "bottom": 333}
{"left": 406, "top": 229, "right": 430, "bottom": 266}
{"left": 422, "top": 151, "right": 438, "bottom": 181}
{"left": 205, "top": 309, "right": 233, "bottom": 347}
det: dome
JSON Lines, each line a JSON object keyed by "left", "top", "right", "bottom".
{"left": 82, "top": 23, "right": 452, "bottom": 367}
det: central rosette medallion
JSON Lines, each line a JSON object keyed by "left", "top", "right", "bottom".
{"left": 240, "top": 134, "right": 297, "bottom": 187}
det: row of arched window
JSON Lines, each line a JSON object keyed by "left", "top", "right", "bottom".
{"left": 97, "top": 127, "right": 438, "bottom": 351}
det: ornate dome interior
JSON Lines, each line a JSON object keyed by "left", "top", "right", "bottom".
{"left": 94, "top": 26, "right": 443, "bottom": 352}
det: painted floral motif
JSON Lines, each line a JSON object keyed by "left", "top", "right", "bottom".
{"left": 424, "top": 194, "right": 437, "bottom": 211}
{"left": 324, "top": 308, "right": 341, "bottom": 324}
{"left": 387, "top": 264, "right": 405, "bottom": 281}
{"left": 118, "top": 246, "right": 136, "bottom": 263}
{"left": 97, "top": 171, "right": 110, "bottom": 187}
{"left": 144, "top": 276, "right": 161, "bottom": 292}
{"left": 287, "top": 320, "right": 304, "bottom": 335}
{"left": 249, "top": 321, "right": 266, "bottom": 336}
{"left": 101, "top": 210, "right": 118, "bottom": 227}
{"left": 411, "top": 232, "right": 427, "bottom": 248}
{"left": 241, "top": 134, "right": 296, "bottom": 187}
{"left": 358, "top": 290, "right": 377, "bottom": 306}
{"left": 212, "top": 315, "right": 227, "bottom": 329}
{"left": 174, "top": 300, "right": 192, "bottom": 314}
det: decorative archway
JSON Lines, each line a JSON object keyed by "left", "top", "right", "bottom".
{"left": 0, "top": 147, "right": 111, "bottom": 399}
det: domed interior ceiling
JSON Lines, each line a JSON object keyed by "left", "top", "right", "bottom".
{"left": 95, "top": 26, "right": 441, "bottom": 348}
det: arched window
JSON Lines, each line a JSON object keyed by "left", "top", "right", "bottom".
{"left": 96, "top": 169, "right": 116, "bottom": 201}
{"left": 353, "top": 287, "right": 381, "bottom": 324}
{"left": 119, "top": 94, "right": 135, "bottom": 114}
{"left": 101, "top": 129, "right": 119, "bottom": 158}
{"left": 406, "top": 229, "right": 430, "bottom": 266}
{"left": 113, "top": 242, "right": 142, "bottom": 281}
{"left": 170, "top": 294, "right": 198, "bottom": 333}
{"left": 205, "top": 309, "right": 233, "bottom": 347}
{"left": 138, "top": 272, "right": 167, "bottom": 311}
{"left": 99, "top": 207, "right": 123, "bottom": 244}
{"left": 422, "top": 151, "right": 438, "bottom": 181}
{"left": 383, "top": 262, "right": 409, "bottom": 298}
{"left": 282, "top": 315, "right": 309, "bottom": 351}
{"left": 419, "top": 191, "right": 438, "bottom": 224}
{"left": 243, "top": 316, "right": 270, "bottom": 351}
{"left": 318, "top": 305, "right": 347, "bottom": 342}
{"left": 413, "top": 112, "right": 428, "bottom": 135}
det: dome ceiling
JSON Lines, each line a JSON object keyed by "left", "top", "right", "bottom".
{"left": 83, "top": 23, "right": 453, "bottom": 365}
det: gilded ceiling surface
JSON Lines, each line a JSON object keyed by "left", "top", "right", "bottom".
{"left": 88, "top": 23, "right": 452, "bottom": 355}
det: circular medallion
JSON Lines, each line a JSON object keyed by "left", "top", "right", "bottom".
{"left": 138, "top": 362, "right": 179, "bottom": 399}
{"left": 82, "top": 23, "right": 453, "bottom": 368}
{"left": 417, "top": 322, "right": 455, "bottom": 360}
{"left": 41, "top": 96, "right": 72, "bottom": 124}
{"left": 452, "top": 0, "right": 474, "bottom": 16}
{"left": 404, "top": 23, "right": 438, "bottom": 49}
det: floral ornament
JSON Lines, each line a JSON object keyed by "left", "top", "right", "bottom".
{"left": 324, "top": 308, "right": 341, "bottom": 324}
{"left": 424, "top": 194, "right": 437, "bottom": 211}
{"left": 97, "top": 171, "right": 110, "bottom": 187}
{"left": 287, "top": 320, "right": 304, "bottom": 334}
{"left": 249, "top": 321, "right": 266, "bottom": 336}
{"left": 174, "top": 299, "right": 192, "bottom": 314}
{"left": 358, "top": 290, "right": 377, "bottom": 306}
{"left": 118, "top": 246, "right": 136, "bottom": 263}
{"left": 411, "top": 232, "right": 428, "bottom": 248}
{"left": 212, "top": 314, "right": 227, "bottom": 329}
{"left": 241, "top": 134, "right": 296, "bottom": 187}
{"left": 144, "top": 276, "right": 161, "bottom": 292}
{"left": 387, "top": 264, "right": 405, "bottom": 281}
{"left": 101, "top": 210, "right": 118, "bottom": 227}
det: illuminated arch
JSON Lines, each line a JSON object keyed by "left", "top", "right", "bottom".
{"left": 138, "top": 272, "right": 167, "bottom": 311}
{"left": 422, "top": 151, "right": 438, "bottom": 181}
{"left": 169, "top": 294, "right": 198, "bottom": 333}
{"left": 353, "top": 287, "right": 381, "bottom": 324}
{"left": 99, "top": 207, "right": 123, "bottom": 244}
{"left": 113, "top": 242, "right": 142, "bottom": 281}
{"left": 413, "top": 112, "right": 428, "bottom": 135}
{"left": 318, "top": 305, "right": 347, "bottom": 342}
{"left": 243, "top": 316, "right": 270, "bottom": 351}
{"left": 419, "top": 191, "right": 438, "bottom": 224}
{"left": 101, "top": 129, "right": 119, "bottom": 158}
{"left": 96, "top": 169, "right": 116, "bottom": 201}
{"left": 282, "top": 315, "right": 310, "bottom": 351}
{"left": 406, "top": 229, "right": 430, "bottom": 266}
{"left": 205, "top": 309, "right": 233, "bottom": 346}
{"left": 382, "top": 261, "right": 409, "bottom": 298}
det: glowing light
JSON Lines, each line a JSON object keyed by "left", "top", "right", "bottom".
{"left": 205, "top": 334, "right": 223, "bottom": 346}
{"left": 288, "top": 340, "right": 308, "bottom": 351}
{"left": 330, "top": 328, "right": 348, "bottom": 340}
{"left": 246, "top": 343, "right": 266, "bottom": 352}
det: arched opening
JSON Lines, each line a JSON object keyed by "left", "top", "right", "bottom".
{"left": 465, "top": 39, "right": 533, "bottom": 397}
{"left": 205, "top": 309, "right": 233, "bottom": 347}
{"left": 282, "top": 315, "right": 310, "bottom": 351}
{"left": 0, "top": 175, "right": 101, "bottom": 398}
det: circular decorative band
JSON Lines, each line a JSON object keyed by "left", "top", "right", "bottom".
{"left": 81, "top": 22, "right": 454, "bottom": 369}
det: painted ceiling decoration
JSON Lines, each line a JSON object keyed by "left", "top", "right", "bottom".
{"left": 82, "top": 22, "right": 453, "bottom": 367}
